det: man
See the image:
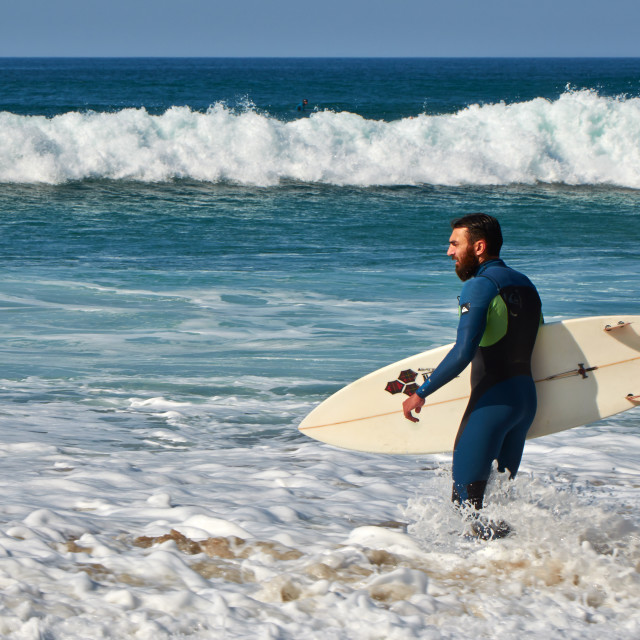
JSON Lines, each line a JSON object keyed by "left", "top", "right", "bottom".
{"left": 403, "top": 214, "right": 542, "bottom": 536}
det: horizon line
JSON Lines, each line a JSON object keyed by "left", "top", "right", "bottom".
{"left": 1, "top": 55, "right": 640, "bottom": 60}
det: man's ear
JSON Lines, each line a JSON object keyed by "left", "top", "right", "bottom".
{"left": 474, "top": 238, "right": 487, "bottom": 257}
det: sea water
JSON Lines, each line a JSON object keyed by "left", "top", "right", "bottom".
{"left": 0, "top": 58, "right": 639, "bottom": 639}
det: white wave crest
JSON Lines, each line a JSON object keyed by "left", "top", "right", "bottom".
{"left": 1, "top": 90, "right": 640, "bottom": 187}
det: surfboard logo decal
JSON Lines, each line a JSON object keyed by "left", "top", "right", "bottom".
{"left": 385, "top": 369, "right": 420, "bottom": 396}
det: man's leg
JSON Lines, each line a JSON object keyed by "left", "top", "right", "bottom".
{"left": 496, "top": 377, "right": 537, "bottom": 478}
{"left": 452, "top": 377, "right": 534, "bottom": 509}
{"left": 451, "top": 403, "right": 511, "bottom": 509}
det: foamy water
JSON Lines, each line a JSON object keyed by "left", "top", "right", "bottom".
{"left": 2, "top": 90, "right": 640, "bottom": 188}
{"left": 1, "top": 404, "right": 639, "bottom": 639}
{"left": 0, "top": 270, "right": 638, "bottom": 639}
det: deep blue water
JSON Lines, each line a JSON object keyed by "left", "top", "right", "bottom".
{"left": 2, "top": 57, "right": 640, "bottom": 117}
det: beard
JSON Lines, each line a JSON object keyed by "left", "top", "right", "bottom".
{"left": 454, "top": 246, "right": 480, "bottom": 281}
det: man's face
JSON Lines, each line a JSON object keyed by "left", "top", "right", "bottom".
{"left": 447, "top": 227, "right": 480, "bottom": 281}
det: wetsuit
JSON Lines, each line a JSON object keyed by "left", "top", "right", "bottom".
{"left": 415, "top": 259, "right": 542, "bottom": 509}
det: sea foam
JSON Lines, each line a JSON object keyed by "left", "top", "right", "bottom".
{"left": 1, "top": 90, "right": 639, "bottom": 188}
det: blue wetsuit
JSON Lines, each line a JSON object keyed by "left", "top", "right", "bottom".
{"left": 415, "top": 259, "right": 542, "bottom": 508}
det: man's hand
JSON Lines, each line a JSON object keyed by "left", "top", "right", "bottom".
{"left": 402, "top": 393, "right": 425, "bottom": 423}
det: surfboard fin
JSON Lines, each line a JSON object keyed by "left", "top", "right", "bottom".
{"left": 605, "top": 321, "right": 632, "bottom": 332}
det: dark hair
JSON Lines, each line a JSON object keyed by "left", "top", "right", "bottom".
{"left": 451, "top": 213, "right": 503, "bottom": 256}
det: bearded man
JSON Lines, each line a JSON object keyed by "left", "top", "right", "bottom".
{"left": 403, "top": 214, "right": 542, "bottom": 537}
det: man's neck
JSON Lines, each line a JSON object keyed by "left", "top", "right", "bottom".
{"left": 478, "top": 255, "right": 500, "bottom": 265}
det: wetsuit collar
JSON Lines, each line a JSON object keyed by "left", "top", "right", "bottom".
{"left": 473, "top": 258, "right": 504, "bottom": 278}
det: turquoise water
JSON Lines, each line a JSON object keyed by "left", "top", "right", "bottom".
{"left": 1, "top": 178, "right": 637, "bottom": 396}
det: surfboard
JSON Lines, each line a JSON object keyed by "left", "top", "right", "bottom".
{"left": 298, "top": 316, "right": 640, "bottom": 454}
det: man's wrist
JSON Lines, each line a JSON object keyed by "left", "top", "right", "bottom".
{"left": 415, "top": 386, "right": 428, "bottom": 400}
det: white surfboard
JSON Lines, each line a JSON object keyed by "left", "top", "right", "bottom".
{"left": 299, "top": 316, "right": 640, "bottom": 454}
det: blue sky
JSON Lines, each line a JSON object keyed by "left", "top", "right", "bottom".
{"left": 2, "top": 0, "right": 639, "bottom": 57}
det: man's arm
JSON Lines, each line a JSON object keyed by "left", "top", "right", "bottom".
{"left": 403, "top": 276, "right": 498, "bottom": 422}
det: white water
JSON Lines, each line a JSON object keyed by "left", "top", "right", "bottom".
{"left": 0, "top": 275, "right": 638, "bottom": 638}
{"left": 2, "top": 90, "right": 640, "bottom": 187}
{"left": 0, "top": 378, "right": 639, "bottom": 639}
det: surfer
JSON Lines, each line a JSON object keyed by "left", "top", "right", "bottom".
{"left": 402, "top": 214, "right": 542, "bottom": 537}
{"left": 297, "top": 98, "right": 308, "bottom": 111}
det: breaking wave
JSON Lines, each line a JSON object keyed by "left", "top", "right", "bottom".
{"left": 1, "top": 90, "right": 640, "bottom": 188}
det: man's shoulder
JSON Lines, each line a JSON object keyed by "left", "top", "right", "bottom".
{"left": 480, "top": 261, "right": 536, "bottom": 290}
{"left": 460, "top": 273, "right": 500, "bottom": 302}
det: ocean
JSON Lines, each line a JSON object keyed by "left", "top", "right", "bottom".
{"left": 0, "top": 57, "right": 639, "bottom": 639}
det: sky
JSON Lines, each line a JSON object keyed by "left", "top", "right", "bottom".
{"left": 1, "top": 0, "right": 639, "bottom": 58}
